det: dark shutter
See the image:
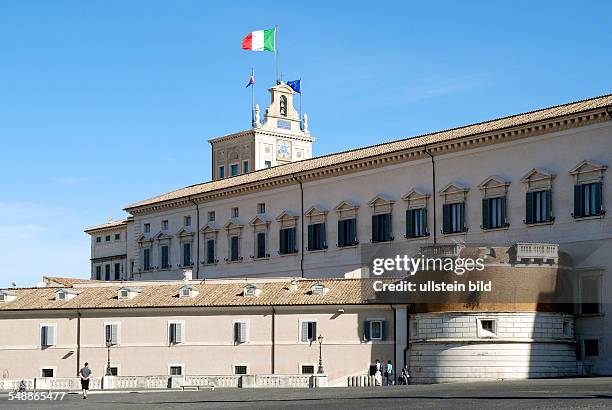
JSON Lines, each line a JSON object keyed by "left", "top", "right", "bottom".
{"left": 289, "top": 228, "right": 296, "bottom": 253}
{"left": 364, "top": 321, "right": 371, "bottom": 341}
{"left": 337, "top": 220, "right": 344, "bottom": 247}
{"left": 423, "top": 207, "right": 428, "bottom": 234}
{"left": 545, "top": 190, "right": 553, "bottom": 221}
{"left": 594, "top": 182, "right": 603, "bottom": 215}
{"left": 442, "top": 204, "right": 450, "bottom": 234}
{"left": 459, "top": 203, "right": 465, "bottom": 232}
{"left": 207, "top": 239, "right": 215, "bottom": 263}
{"left": 574, "top": 185, "right": 583, "bottom": 218}
{"left": 307, "top": 224, "right": 314, "bottom": 251}
{"left": 320, "top": 223, "right": 327, "bottom": 248}
{"left": 231, "top": 236, "right": 239, "bottom": 260}
{"left": 383, "top": 214, "right": 391, "bottom": 240}
{"left": 406, "top": 209, "right": 413, "bottom": 238}
{"left": 500, "top": 196, "right": 507, "bottom": 226}
{"left": 350, "top": 218, "right": 357, "bottom": 244}
{"left": 482, "top": 198, "right": 490, "bottom": 230}
{"left": 371, "top": 215, "right": 379, "bottom": 242}
{"left": 279, "top": 229, "right": 287, "bottom": 254}
{"left": 381, "top": 320, "right": 387, "bottom": 341}
{"left": 257, "top": 232, "right": 266, "bottom": 258}
{"left": 525, "top": 192, "right": 534, "bottom": 224}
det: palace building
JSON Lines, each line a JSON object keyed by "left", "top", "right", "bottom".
{"left": 2, "top": 87, "right": 611, "bottom": 386}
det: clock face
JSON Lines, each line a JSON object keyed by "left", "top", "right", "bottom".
{"left": 277, "top": 141, "right": 292, "bottom": 159}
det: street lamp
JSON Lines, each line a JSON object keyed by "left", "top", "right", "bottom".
{"left": 317, "top": 334, "right": 324, "bottom": 374}
{"left": 105, "top": 340, "right": 113, "bottom": 376}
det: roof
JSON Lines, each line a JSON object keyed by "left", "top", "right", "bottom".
{"left": 0, "top": 279, "right": 379, "bottom": 311}
{"left": 84, "top": 219, "right": 129, "bottom": 234}
{"left": 43, "top": 276, "right": 99, "bottom": 287}
{"left": 125, "top": 93, "right": 612, "bottom": 211}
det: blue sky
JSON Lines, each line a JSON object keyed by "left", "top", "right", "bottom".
{"left": 1, "top": 1, "right": 610, "bottom": 287}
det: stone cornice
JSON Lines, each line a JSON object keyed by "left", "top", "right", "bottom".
{"left": 128, "top": 108, "right": 612, "bottom": 216}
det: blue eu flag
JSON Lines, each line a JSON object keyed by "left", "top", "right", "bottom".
{"left": 287, "top": 79, "right": 301, "bottom": 94}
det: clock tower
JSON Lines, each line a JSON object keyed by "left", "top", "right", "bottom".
{"left": 209, "top": 82, "right": 314, "bottom": 180}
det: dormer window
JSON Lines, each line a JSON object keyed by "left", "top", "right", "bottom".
{"left": 180, "top": 287, "right": 191, "bottom": 298}
{"left": 0, "top": 290, "right": 17, "bottom": 303}
{"left": 244, "top": 284, "right": 260, "bottom": 297}
{"left": 311, "top": 283, "right": 328, "bottom": 295}
{"left": 55, "top": 288, "right": 79, "bottom": 301}
{"left": 179, "top": 285, "right": 199, "bottom": 299}
{"left": 118, "top": 287, "right": 143, "bottom": 300}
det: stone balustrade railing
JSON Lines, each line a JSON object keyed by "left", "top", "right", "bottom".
{"left": 516, "top": 243, "right": 558, "bottom": 263}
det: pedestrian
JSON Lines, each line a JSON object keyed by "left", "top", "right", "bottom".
{"left": 399, "top": 365, "right": 410, "bottom": 385}
{"left": 79, "top": 362, "right": 91, "bottom": 399}
{"left": 374, "top": 359, "right": 383, "bottom": 386}
{"left": 385, "top": 360, "right": 394, "bottom": 385}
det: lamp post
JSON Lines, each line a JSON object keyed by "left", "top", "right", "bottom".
{"left": 317, "top": 334, "right": 324, "bottom": 374}
{"left": 105, "top": 340, "right": 113, "bottom": 376}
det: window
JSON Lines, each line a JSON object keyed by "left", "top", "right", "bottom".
{"left": 406, "top": 208, "right": 427, "bottom": 238}
{"left": 234, "top": 365, "right": 248, "bottom": 375}
{"left": 525, "top": 190, "right": 553, "bottom": 224}
{"left": 442, "top": 203, "right": 466, "bottom": 234}
{"left": 119, "top": 289, "right": 129, "bottom": 299}
{"left": 338, "top": 218, "right": 357, "bottom": 247}
{"left": 109, "top": 367, "right": 118, "bottom": 376}
{"left": 182, "top": 243, "right": 192, "bottom": 266}
{"left": 114, "top": 233, "right": 121, "bottom": 240}
{"left": 206, "top": 239, "right": 216, "bottom": 264}
{"left": 184, "top": 216, "right": 192, "bottom": 227}
{"left": 482, "top": 197, "right": 508, "bottom": 229}
{"left": 161, "top": 245, "right": 170, "bottom": 269}
{"left": 234, "top": 321, "right": 248, "bottom": 344}
{"left": 372, "top": 213, "right": 392, "bottom": 242}
{"left": 300, "top": 321, "right": 317, "bottom": 342}
{"left": 563, "top": 319, "right": 572, "bottom": 337}
{"left": 95, "top": 266, "right": 101, "bottom": 280}
{"left": 580, "top": 275, "right": 602, "bottom": 315}
{"left": 477, "top": 318, "right": 497, "bottom": 337}
{"left": 41, "top": 369, "right": 54, "bottom": 378}
{"left": 105, "top": 264, "right": 111, "bottom": 281}
{"left": 41, "top": 325, "right": 55, "bottom": 347}
{"left": 143, "top": 248, "right": 151, "bottom": 271}
{"left": 301, "top": 365, "right": 315, "bottom": 374}
{"left": 264, "top": 161, "right": 272, "bottom": 168}
{"left": 307, "top": 223, "right": 326, "bottom": 251}
{"left": 364, "top": 320, "right": 384, "bottom": 341}
{"left": 162, "top": 220, "right": 169, "bottom": 230}
{"left": 574, "top": 182, "right": 603, "bottom": 218}
{"left": 219, "top": 166, "right": 225, "bottom": 179}
{"left": 96, "top": 237, "right": 101, "bottom": 243}
{"left": 279, "top": 95, "right": 287, "bottom": 116}
{"left": 105, "top": 235, "right": 111, "bottom": 242}
{"left": 257, "top": 203, "right": 266, "bottom": 214}
{"left": 230, "top": 163, "right": 239, "bottom": 176}
{"left": 231, "top": 207, "right": 239, "bottom": 218}
{"left": 144, "top": 223, "right": 151, "bottom": 233}
{"left": 244, "top": 285, "right": 257, "bottom": 296}
{"left": 256, "top": 232, "right": 267, "bottom": 259}
{"left": 105, "top": 323, "right": 119, "bottom": 345}
{"left": 243, "top": 161, "right": 249, "bottom": 174}
{"left": 311, "top": 284, "right": 326, "bottom": 295}
{"left": 584, "top": 339, "right": 599, "bottom": 357}
{"left": 169, "top": 322, "right": 183, "bottom": 344}
{"left": 208, "top": 211, "right": 216, "bottom": 222}
{"left": 279, "top": 227, "right": 297, "bottom": 254}
{"left": 114, "top": 263, "right": 120, "bottom": 280}
{"left": 230, "top": 236, "right": 240, "bottom": 261}
{"left": 169, "top": 366, "right": 183, "bottom": 376}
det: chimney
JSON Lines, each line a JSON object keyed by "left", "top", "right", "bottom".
{"left": 182, "top": 269, "right": 193, "bottom": 281}
{"left": 289, "top": 279, "right": 298, "bottom": 292}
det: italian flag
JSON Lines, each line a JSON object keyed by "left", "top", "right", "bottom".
{"left": 242, "top": 28, "right": 276, "bottom": 52}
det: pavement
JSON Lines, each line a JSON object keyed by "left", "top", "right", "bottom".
{"left": 2, "top": 377, "right": 612, "bottom": 409}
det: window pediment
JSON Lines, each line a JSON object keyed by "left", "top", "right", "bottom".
{"left": 521, "top": 168, "right": 556, "bottom": 191}
{"left": 200, "top": 223, "right": 219, "bottom": 234}
{"left": 368, "top": 194, "right": 395, "bottom": 207}
{"left": 224, "top": 219, "right": 244, "bottom": 231}
{"left": 479, "top": 176, "right": 510, "bottom": 197}
{"left": 402, "top": 189, "right": 430, "bottom": 202}
{"left": 153, "top": 231, "right": 172, "bottom": 241}
{"left": 439, "top": 183, "right": 469, "bottom": 204}
{"left": 249, "top": 215, "right": 271, "bottom": 227}
{"left": 569, "top": 160, "right": 607, "bottom": 184}
{"left": 137, "top": 234, "right": 153, "bottom": 244}
{"left": 277, "top": 210, "right": 299, "bottom": 229}
{"left": 176, "top": 228, "right": 195, "bottom": 238}
{"left": 334, "top": 200, "right": 359, "bottom": 212}
{"left": 305, "top": 205, "right": 328, "bottom": 218}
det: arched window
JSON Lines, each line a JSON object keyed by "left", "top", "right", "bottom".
{"left": 279, "top": 95, "right": 287, "bottom": 116}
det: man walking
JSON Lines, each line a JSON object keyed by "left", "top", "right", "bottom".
{"left": 79, "top": 362, "right": 91, "bottom": 399}
{"left": 385, "top": 360, "right": 394, "bottom": 386}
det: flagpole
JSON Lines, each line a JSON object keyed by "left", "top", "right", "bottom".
{"left": 274, "top": 25, "right": 279, "bottom": 84}
{"left": 251, "top": 68, "right": 255, "bottom": 127}
{"left": 299, "top": 78, "right": 303, "bottom": 130}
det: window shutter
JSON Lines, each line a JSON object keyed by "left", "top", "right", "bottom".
{"left": 169, "top": 323, "right": 176, "bottom": 343}
{"left": 459, "top": 203, "right": 465, "bottom": 231}
{"left": 364, "top": 321, "right": 371, "bottom": 341}
{"left": 280, "top": 229, "right": 287, "bottom": 254}
{"left": 337, "top": 220, "right": 344, "bottom": 247}
{"left": 240, "top": 322, "right": 247, "bottom": 343}
{"left": 350, "top": 218, "right": 357, "bottom": 244}
{"left": 105, "top": 324, "right": 111, "bottom": 343}
{"left": 381, "top": 320, "right": 387, "bottom": 341}
{"left": 500, "top": 196, "right": 507, "bottom": 226}
{"left": 312, "top": 322, "right": 317, "bottom": 341}
{"left": 320, "top": 223, "right": 327, "bottom": 247}
{"left": 384, "top": 213, "right": 391, "bottom": 240}
{"left": 545, "top": 190, "right": 553, "bottom": 221}
{"left": 594, "top": 182, "right": 603, "bottom": 214}
{"left": 111, "top": 324, "right": 118, "bottom": 345}
{"left": 423, "top": 207, "right": 429, "bottom": 234}
{"left": 405, "top": 209, "right": 413, "bottom": 238}
{"left": 574, "top": 185, "right": 583, "bottom": 218}
{"left": 371, "top": 215, "right": 379, "bottom": 242}
{"left": 442, "top": 204, "right": 450, "bottom": 233}
{"left": 47, "top": 326, "right": 55, "bottom": 346}
{"left": 207, "top": 239, "right": 215, "bottom": 263}
{"left": 525, "top": 192, "right": 534, "bottom": 224}
{"left": 307, "top": 224, "right": 314, "bottom": 250}
{"left": 289, "top": 228, "right": 296, "bottom": 252}
{"left": 234, "top": 322, "right": 240, "bottom": 343}
{"left": 301, "top": 322, "right": 309, "bottom": 342}
{"left": 231, "top": 236, "right": 239, "bottom": 259}
{"left": 41, "top": 326, "right": 47, "bottom": 346}
{"left": 175, "top": 323, "right": 183, "bottom": 343}
{"left": 482, "top": 198, "right": 490, "bottom": 229}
